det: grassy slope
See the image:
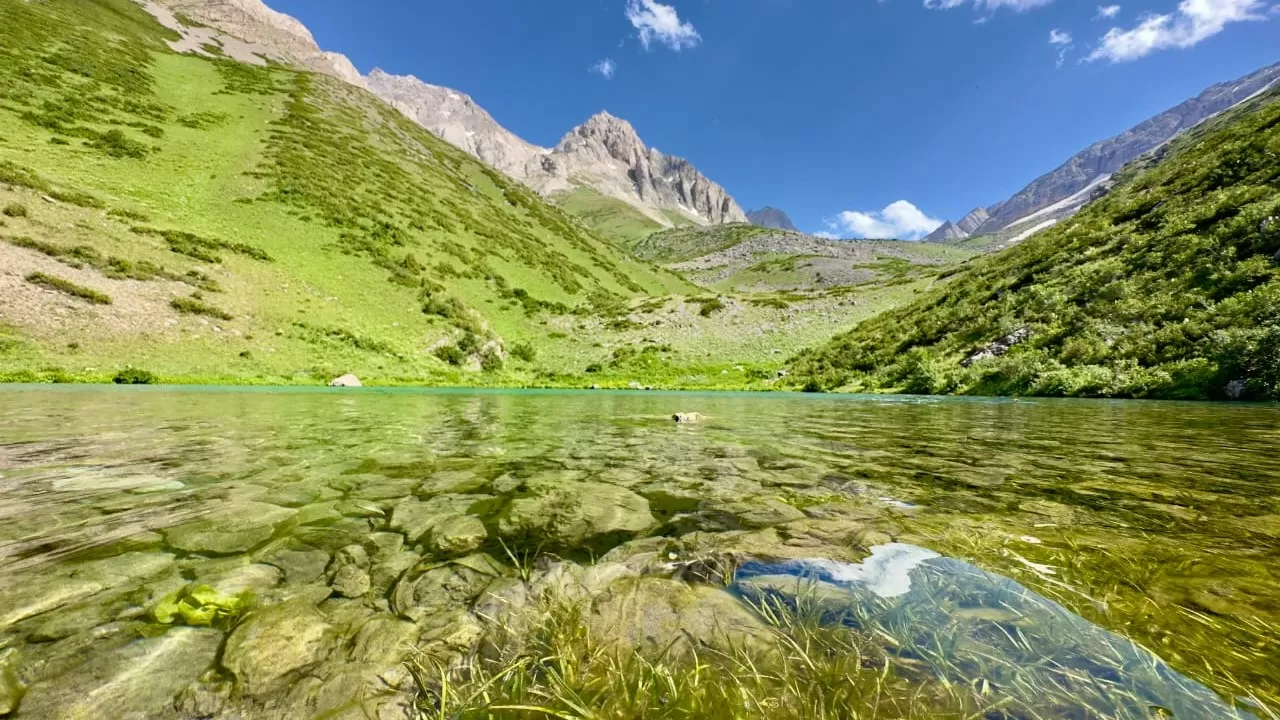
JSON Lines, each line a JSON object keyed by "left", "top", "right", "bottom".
{"left": 790, "top": 88, "right": 1280, "bottom": 401}
{"left": 631, "top": 223, "right": 775, "bottom": 263}
{"left": 0, "top": 0, "right": 699, "bottom": 384}
{"left": 550, "top": 186, "right": 668, "bottom": 248}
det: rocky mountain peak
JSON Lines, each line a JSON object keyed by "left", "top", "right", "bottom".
{"left": 557, "top": 111, "right": 646, "bottom": 163}
{"left": 746, "top": 207, "right": 797, "bottom": 232}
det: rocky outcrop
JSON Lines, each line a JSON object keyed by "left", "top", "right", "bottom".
{"left": 363, "top": 69, "right": 546, "bottom": 179}
{"left": 535, "top": 112, "right": 747, "bottom": 226}
{"left": 956, "top": 207, "right": 990, "bottom": 235}
{"left": 328, "top": 374, "right": 361, "bottom": 387}
{"left": 746, "top": 207, "right": 797, "bottom": 231}
{"left": 930, "top": 63, "right": 1280, "bottom": 245}
{"left": 156, "top": 0, "right": 366, "bottom": 85}
{"left": 961, "top": 328, "right": 1030, "bottom": 367}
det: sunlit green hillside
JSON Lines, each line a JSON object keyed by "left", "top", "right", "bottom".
{"left": 791, "top": 88, "right": 1280, "bottom": 401}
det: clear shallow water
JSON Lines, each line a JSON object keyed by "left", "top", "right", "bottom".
{"left": 0, "top": 386, "right": 1277, "bottom": 718}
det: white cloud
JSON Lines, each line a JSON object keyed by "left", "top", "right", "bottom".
{"left": 626, "top": 0, "right": 701, "bottom": 51}
{"left": 590, "top": 58, "right": 616, "bottom": 79}
{"left": 1049, "top": 28, "right": 1074, "bottom": 67}
{"left": 1095, "top": 4, "right": 1122, "bottom": 19}
{"left": 924, "top": 0, "right": 1055, "bottom": 13}
{"left": 1087, "top": 0, "right": 1268, "bottom": 62}
{"left": 812, "top": 231, "right": 842, "bottom": 240}
{"left": 835, "top": 201, "right": 943, "bottom": 240}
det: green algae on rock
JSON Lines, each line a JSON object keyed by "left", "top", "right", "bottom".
{"left": 152, "top": 584, "right": 253, "bottom": 629}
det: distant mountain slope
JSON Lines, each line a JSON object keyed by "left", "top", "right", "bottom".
{"left": 157, "top": 0, "right": 746, "bottom": 233}
{"left": 928, "top": 62, "right": 1280, "bottom": 246}
{"left": 746, "top": 207, "right": 797, "bottom": 231}
{"left": 792, "top": 86, "right": 1280, "bottom": 401}
{"left": 0, "top": 0, "right": 692, "bottom": 384}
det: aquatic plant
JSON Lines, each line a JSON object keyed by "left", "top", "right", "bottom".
{"left": 151, "top": 584, "right": 253, "bottom": 630}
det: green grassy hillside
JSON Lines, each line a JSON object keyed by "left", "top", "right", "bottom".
{"left": 631, "top": 223, "right": 775, "bottom": 263}
{"left": 0, "top": 0, "right": 697, "bottom": 384}
{"left": 790, "top": 88, "right": 1280, "bottom": 401}
{"left": 550, "top": 186, "right": 668, "bottom": 247}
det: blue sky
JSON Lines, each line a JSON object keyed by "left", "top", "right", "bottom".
{"left": 267, "top": 0, "right": 1277, "bottom": 238}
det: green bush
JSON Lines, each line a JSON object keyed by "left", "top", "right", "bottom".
{"left": 2, "top": 203, "right": 28, "bottom": 218}
{"left": 113, "top": 368, "right": 157, "bottom": 385}
{"left": 170, "top": 296, "right": 233, "bottom": 320}
{"left": 25, "top": 272, "right": 111, "bottom": 305}
{"left": 510, "top": 342, "right": 537, "bottom": 362}
{"left": 585, "top": 363, "right": 603, "bottom": 374}
{"left": 695, "top": 297, "right": 726, "bottom": 317}
{"left": 480, "top": 352, "right": 504, "bottom": 372}
{"left": 433, "top": 344, "right": 466, "bottom": 366}
{"left": 89, "top": 129, "right": 150, "bottom": 159}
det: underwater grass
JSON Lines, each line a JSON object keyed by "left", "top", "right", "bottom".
{"left": 412, "top": 584, "right": 1036, "bottom": 719}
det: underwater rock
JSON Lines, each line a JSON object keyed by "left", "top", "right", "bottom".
{"left": 389, "top": 495, "right": 491, "bottom": 544}
{"left": 329, "top": 374, "right": 362, "bottom": 387}
{"left": 262, "top": 543, "right": 332, "bottom": 584}
{"left": 164, "top": 502, "right": 296, "bottom": 555}
{"left": 328, "top": 545, "right": 372, "bottom": 599}
{"left": 428, "top": 514, "right": 488, "bottom": 555}
{"left": 589, "top": 577, "right": 772, "bottom": 658}
{"left": 418, "top": 470, "right": 489, "bottom": 495}
{"left": 295, "top": 501, "right": 343, "bottom": 526}
{"left": 672, "top": 412, "right": 705, "bottom": 423}
{"left": 497, "top": 479, "right": 654, "bottom": 549}
{"left": 199, "top": 562, "right": 282, "bottom": 597}
{"left": 721, "top": 498, "right": 806, "bottom": 528}
{"left": 391, "top": 555, "right": 501, "bottom": 622}
{"left": 0, "top": 552, "right": 176, "bottom": 627}
{"left": 0, "top": 649, "right": 21, "bottom": 716}
{"left": 222, "top": 600, "right": 334, "bottom": 697}
{"left": 15, "top": 627, "right": 220, "bottom": 720}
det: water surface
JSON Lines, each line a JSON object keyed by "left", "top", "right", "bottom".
{"left": 0, "top": 387, "right": 1276, "bottom": 718}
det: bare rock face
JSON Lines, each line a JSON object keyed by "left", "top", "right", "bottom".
{"left": 746, "top": 207, "right": 797, "bottom": 231}
{"left": 542, "top": 112, "right": 747, "bottom": 226}
{"left": 157, "top": 0, "right": 366, "bottom": 86}
{"left": 363, "top": 69, "right": 546, "bottom": 179}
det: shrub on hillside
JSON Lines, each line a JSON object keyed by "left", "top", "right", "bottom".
{"left": 25, "top": 272, "right": 111, "bottom": 305}
{"left": 2, "top": 203, "right": 28, "bottom": 218}
{"left": 510, "top": 342, "right": 537, "bottom": 362}
{"left": 434, "top": 344, "right": 466, "bottom": 366}
{"left": 170, "top": 296, "right": 233, "bottom": 320}
{"left": 113, "top": 368, "right": 157, "bottom": 385}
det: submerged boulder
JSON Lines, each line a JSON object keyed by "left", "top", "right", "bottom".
{"left": 222, "top": 600, "right": 333, "bottom": 697}
{"left": 391, "top": 554, "right": 503, "bottom": 622}
{"left": 14, "top": 627, "right": 220, "bottom": 720}
{"left": 672, "top": 412, "right": 705, "bottom": 423}
{"left": 328, "top": 545, "right": 372, "bottom": 599}
{"left": 497, "top": 478, "right": 654, "bottom": 550}
{"left": 164, "top": 502, "right": 296, "bottom": 555}
{"left": 0, "top": 649, "right": 21, "bottom": 716}
{"left": 428, "top": 514, "right": 488, "bottom": 555}
{"left": 588, "top": 577, "right": 772, "bottom": 658}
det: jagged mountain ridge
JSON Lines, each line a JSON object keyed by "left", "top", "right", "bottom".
{"left": 746, "top": 207, "right": 797, "bottom": 231}
{"left": 156, "top": 0, "right": 745, "bottom": 230}
{"left": 927, "top": 62, "right": 1280, "bottom": 244}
